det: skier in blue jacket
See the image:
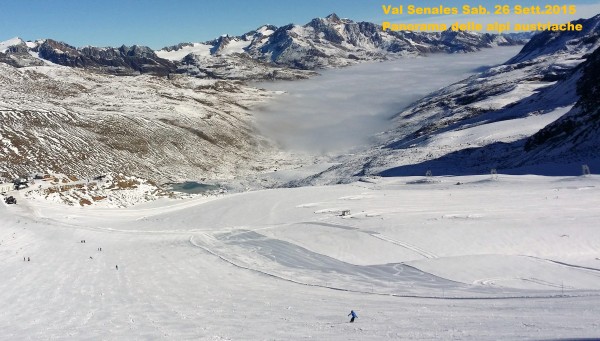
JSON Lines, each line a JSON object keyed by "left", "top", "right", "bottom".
{"left": 348, "top": 310, "right": 357, "bottom": 323}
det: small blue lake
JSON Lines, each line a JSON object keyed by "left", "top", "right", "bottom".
{"left": 168, "top": 181, "right": 221, "bottom": 194}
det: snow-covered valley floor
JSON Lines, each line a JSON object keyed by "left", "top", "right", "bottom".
{"left": 1, "top": 174, "right": 599, "bottom": 340}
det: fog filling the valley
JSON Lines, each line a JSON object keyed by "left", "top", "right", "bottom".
{"left": 253, "top": 46, "right": 522, "bottom": 154}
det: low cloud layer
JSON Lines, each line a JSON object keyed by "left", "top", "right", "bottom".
{"left": 253, "top": 46, "right": 522, "bottom": 154}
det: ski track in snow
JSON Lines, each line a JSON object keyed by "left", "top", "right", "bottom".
{"left": 369, "top": 233, "right": 438, "bottom": 259}
{"left": 188, "top": 234, "right": 596, "bottom": 300}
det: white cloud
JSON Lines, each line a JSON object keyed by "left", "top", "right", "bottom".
{"left": 252, "top": 46, "right": 522, "bottom": 154}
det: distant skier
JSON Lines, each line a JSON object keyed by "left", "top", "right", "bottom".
{"left": 348, "top": 310, "right": 357, "bottom": 323}
{"left": 115, "top": 265, "right": 118, "bottom": 270}
{"left": 27, "top": 257, "right": 30, "bottom": 262}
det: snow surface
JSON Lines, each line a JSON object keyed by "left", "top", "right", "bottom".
{"left": 1, "top": 174, "right": 600, "bottom": 339}
{"left": 155, "top": 38, "right": 251, "bottom": 61}
{"left": 156, "top": 43, "right": 212, "bottom": 60}
{"left": 424, "top": 106, "right": 573, "bottom": 148}
{"left": 470, "top": 82, "right": 557, "bottom": 110}
{"left": 219, "top": 38, "right": 250, "bottom": 55}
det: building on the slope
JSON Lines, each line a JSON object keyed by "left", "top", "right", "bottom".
{"left": 0, "top": 182, "right": 13, "bottom": 193}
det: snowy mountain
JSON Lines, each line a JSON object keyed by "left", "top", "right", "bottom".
{"left": 0, "top": 37, "right": 177, "bottom": 75}
{"left": 1, "top": 14, "right": 529, "bottom": 81}
{"left": 0, "top": 37, "right": 44, "bottom": 67}
{"left": 36, "top": 39, "right": 177, "bottom": 76}
{"left": 159, "top": 13, "right": 528, "bottom": 71}
{"left": 294, "top": 14, "right": 600, "bottom": 184}
{"left": 176, "top": 52, "right": 317, "bottom": 81}
{"left": 0, "top": 63, "right": 279, "bottom": 183}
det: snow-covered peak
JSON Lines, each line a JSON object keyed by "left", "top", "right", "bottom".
{"left": 0, "top": 37, "right": 25, "bottom": 53}
{"left": 324, "top": 13, "right": 343, "bottom": 24}
{"left": 326, "top": 13, "right": 340, "bottom": 20}
{"left": 257, "top": 25, "right": 275, "bottom": 36}
{"left": 0, "top": 37, "right": 46, "bottom": 67}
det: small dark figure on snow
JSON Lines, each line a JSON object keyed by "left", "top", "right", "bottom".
{"left": 348, "top": 310, "right": 357, "bottom": 323}
{"left": 27, "top": 257, "right": 30, "bottom": 262}
{"left": 116, "top": 265, "right": 118, "bottom": 270}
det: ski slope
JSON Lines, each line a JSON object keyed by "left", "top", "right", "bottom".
{"left": 1, "top": 174, "right": 600, "bottom": 340}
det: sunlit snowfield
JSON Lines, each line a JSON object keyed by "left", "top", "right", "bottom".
{"left": 2, "top": 174, "right": 600, "bottom": 340}
{"left": 254, "top": 46, "right": 522, "bottom": 153}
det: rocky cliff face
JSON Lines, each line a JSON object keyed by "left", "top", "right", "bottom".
{"left": 35, "top": 39, "right": 177, "bottom": 76}
{"left": 0, "top": 38, "right": 44, "bottom": 67}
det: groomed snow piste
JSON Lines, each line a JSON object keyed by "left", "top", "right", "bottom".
{"left": 1, "top": 174, "right": 599, "bottom": 340}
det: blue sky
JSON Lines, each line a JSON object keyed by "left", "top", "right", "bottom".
{"left": 1, "top": 0, "right": 599, "bottom": 49}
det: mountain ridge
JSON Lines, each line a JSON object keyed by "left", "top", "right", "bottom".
{"left": 159, "top": 13, "right": 530, "bottom": 70}
{"left": 1, "top": 13, "right": 530, "bottom": 80}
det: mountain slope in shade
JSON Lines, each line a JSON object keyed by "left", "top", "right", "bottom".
{"left": 524, "top": 45, "right": 600, "bottom": 161}
{"left": 290, "top": 14, "right": 600, "bottom": 185}
{"left": 376, "top": 14, "right": 600, "bottom": 176}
